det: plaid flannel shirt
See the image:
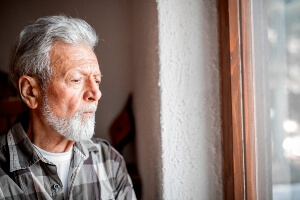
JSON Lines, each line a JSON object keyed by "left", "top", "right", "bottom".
{"left": 0, "top": 121, "right": 136, "bottom": 200}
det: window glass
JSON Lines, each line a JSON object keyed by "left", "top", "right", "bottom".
{"left": 268, "top": 0, "right": 300, "bottom": 199}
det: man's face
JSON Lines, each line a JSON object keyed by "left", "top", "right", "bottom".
{"left": 41, "top": 41, "right": 102, "bottom": 141}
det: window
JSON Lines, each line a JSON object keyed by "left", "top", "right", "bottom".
{"left": 219, "top": 0, "right": 272, "bottom": 199}
{"left": 220, "top": 0, "right": 300, "bottom": 199}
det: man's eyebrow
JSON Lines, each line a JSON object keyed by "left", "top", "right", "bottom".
{"left": 72, "top": 68, "right": 102, "bottom": 77}
{"left": 92, "top": 73, "right": 103, "bottom": 78}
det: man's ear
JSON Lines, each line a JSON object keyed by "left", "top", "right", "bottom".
{"left": 18, "top": 75, "right": 41, "bottom": 109}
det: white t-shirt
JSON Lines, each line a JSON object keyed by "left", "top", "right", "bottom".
{"left": 33, "top": 144, "right": 73, "bottom": 198}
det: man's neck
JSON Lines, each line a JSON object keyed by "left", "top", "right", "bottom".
{"left": 26, "top": 110, "right": 75, "bottom": 153}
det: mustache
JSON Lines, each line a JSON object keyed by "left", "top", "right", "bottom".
{"left": 76, "top": 104, "right": 98, "bottom": 115}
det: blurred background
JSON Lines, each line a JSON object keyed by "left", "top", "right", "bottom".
{"left": 268, "top": 0, "right": 300, "bottom": 199}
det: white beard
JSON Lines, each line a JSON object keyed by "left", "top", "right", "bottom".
{"left": 41, "top": 95, "right": 97, "bottom": 142}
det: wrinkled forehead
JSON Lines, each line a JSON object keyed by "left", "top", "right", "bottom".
{"left": 49, "top": 41, "right": 100, "bottom": 76}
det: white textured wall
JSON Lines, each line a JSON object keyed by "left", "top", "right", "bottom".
{"left": 157, "top": 0, "right": 222, "bottom": 199}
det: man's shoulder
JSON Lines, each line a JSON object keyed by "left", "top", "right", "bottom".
{"left": 0, "top": 131, "right": 8, "bottom": 149}
{"left": 0, "top": 131, "right": 9, "bottom": 168}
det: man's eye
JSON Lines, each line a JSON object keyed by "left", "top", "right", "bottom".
{"left": 95, "top": 80, "right": 101, "bottom": 84}
{"left": 71, "top": 79, "right": 81, "bottom": 83}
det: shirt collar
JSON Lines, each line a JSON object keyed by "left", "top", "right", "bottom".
{"left": 74, "top": 139, "right": 99, "bottom": 158}
{"left": 8, "top": 122, "right": 40, "bottom": 172}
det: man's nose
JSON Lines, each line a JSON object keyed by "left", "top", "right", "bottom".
{"left": 84, "top": 79, "right": 102, "bottom": 102}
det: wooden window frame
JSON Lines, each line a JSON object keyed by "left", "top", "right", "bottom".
{"left": 219, "top": 0, "right": 272, "bottom": 199}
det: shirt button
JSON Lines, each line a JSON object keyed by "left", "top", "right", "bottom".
{"left": 53, "top": 184, "right": 59, "bottom": 190}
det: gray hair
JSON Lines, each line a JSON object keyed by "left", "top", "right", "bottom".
{"left": 9, "top": 15, "right": 98, "bottom": 90}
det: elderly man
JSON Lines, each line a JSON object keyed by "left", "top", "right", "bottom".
{"left": 0, "top": 15, "right": 136, "bottom": 200}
